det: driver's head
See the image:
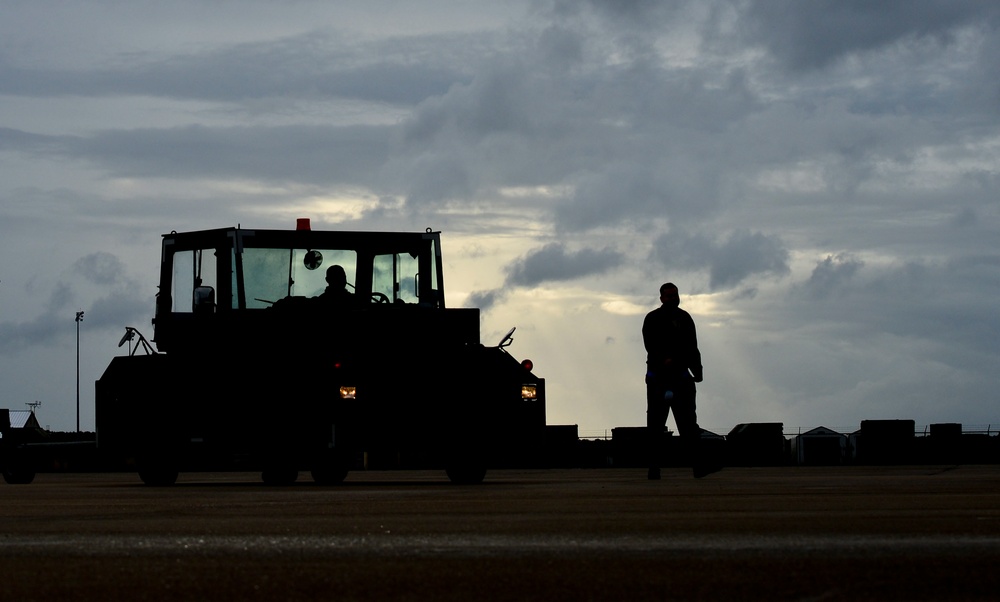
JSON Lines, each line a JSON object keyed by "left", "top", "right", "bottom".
{"left": 326, "top": 265, "right": 347, "bottom": 288}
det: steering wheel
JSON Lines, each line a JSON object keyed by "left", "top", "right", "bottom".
{"left": 371, "top": 292, "right": 390, "bottom": 304}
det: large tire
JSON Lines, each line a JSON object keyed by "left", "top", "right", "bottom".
{"left": 137, "top": 455, "right": 179, "bottom": 486}
{"left": 445, "top": 464, "right": 487, "bottom": 485}
{"left": 310, "top": 451, "right": 349, "bottom": 485}
{"left": 310, "top": 465, "right": 349, "bottom": 485}
{"left": 261, "top": 467, "right": 299, "bottom": 486}
{"left": 445, "top": 436, "right": 488, "bottom": 484}
{"left": 137, "top": 467, "right": 179, "bottom": 486}
{"left": 1, "top": 450, "right": 36, "bottom": 485}
{"left": 2, "top": 467, "right": 36, "bottom": 485}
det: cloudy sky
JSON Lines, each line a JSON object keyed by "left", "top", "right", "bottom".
{"left": 2, "top": 1, "right": 999, "bottom": 436}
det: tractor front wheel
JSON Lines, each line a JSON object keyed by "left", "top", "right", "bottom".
{"left": 2, "top": 467, "right": 36, "bottom": 485}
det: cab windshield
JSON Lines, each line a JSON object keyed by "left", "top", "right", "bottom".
{"left": 164, "top": 229, "right": 444, "bottom": 314}
{"left": 239, "top": 248, "right": 358, "bottom": 309}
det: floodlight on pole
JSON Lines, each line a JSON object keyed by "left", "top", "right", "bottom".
{"left": 76, "top": 311, "right": 84, "bottom": 433}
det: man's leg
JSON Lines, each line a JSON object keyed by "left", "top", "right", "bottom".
{"left": 671, "top": 386, "right": 700, "bottom": 471}
{"left": 672, "top": 386, "right": 721, "bottom": 478}
{"left": 645, "top": 376, "right": 668, "bottom": 480}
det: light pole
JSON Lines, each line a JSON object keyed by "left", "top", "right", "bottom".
{"left": 76, "top": 311, "right": 84, "bottom": 433}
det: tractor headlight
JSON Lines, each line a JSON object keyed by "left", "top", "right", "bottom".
{"left": 521, "top": 384, "right": 537, "bottom": 400}
{"left": 339, "top": 386, "right": 357, "bottom": 400}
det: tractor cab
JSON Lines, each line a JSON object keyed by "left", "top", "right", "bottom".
{"left": 152, "top": 224, "right": 470, "bottom": 353}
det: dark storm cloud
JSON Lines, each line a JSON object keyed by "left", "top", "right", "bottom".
{"left": 541, "top": 0, "right": 691, "bottom": 45}
{"left": 0, "top": 313, "right": 67, "bottom": 354}
{"left": 505, "top": 243, "right": 624, "bottom": 287}
{"left": 738, "top": 0, "right": 1000, "bottom": 71}
{"left": 468, "top": 242, "right": 624, "bottom": 311}
{"left": 802, "top": 254, "right": 864, "bottom": 299}
{"left": 392, "top": 36, "right": 755, "bottom": 221}
{"left": 84, "top": 291, "right": 149, "bottom": 332}
{"left": 0, "top": 278, "right": 96, "bottom": 354}
{"left": 60, "top": 124, "right": 391, "bottom": 186}
{"left": 0, "top": 253, "right": 147, "bottom": 354}
{"left": 782, "top": 253, "right": 1000, "bottom": 363}
{"left": 387, "top": 56, "right": 596, "bottom": 205}
{"left": 0, "top": 127, "right": 62, "bottom": 152}
{"left": 73, "top": 253, "right": 127, "bottom": 286}
{"left": 466, "top": 288, "right": 503, "bottom": 312}
{"left": 709, "top": 231, "right": 790, "bottom": 290}
{"left": 652, "top": 230, "right": 790, "bottom": 291}
{"left": 553, "top": 165, "right": 670, "bottom": 232}
{"left": 0, "top": 31, "right": 475, "bottom": 106}
{"left": 555, "top": 154, "right": 724, "bottom": 232}
{"left": 46, "top": 282, "right": 75, "bottom": 312}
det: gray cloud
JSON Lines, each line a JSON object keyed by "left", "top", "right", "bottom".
{"left": 738, "top": 0, "right": 1000, "bottom": 71}
{"left": 0, "top": 253, "right": 147, "bottom": 354}
{"left": 73, "top": 253, "right": 127, "bottom": 286}
{"left": 709, "top": 231, "right": 791, "bottom": 290}
{"left": 466, "top": 288, "right": 506, "bottom": 312}
{"left": 652, "top": 230, "right": 790, "bottom": 291}
{"left": 0, "top": 127, "right": 64, "bottom": 154}
{"left": 0, "top": 31, "right": 476, "bottom": 106}
{"left": 468, "top": 242, "right": 625, "bottom": 311}
{"left": 15, "top": 124, "right": 392, "bottom": 187}
{"left": 84, "top": 290, "right": 150, "bottom": 332}
{"left": 802, "top": 254, "right": 865, "bottom": 299}
{"left": 505, "top": 243, "right": 624, "bottom": 287}
{"left": 0, "top": 312, "right": 68, "bottom": 354}
{"left": 760, "top": 252, "right": 1000, "bottom": 369}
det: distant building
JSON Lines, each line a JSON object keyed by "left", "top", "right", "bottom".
{"left": 1, "top": 409, "right": 41, "bottom": 433}
{"left": 727, "top": 423, "right": 787, "bottom": 466}
{"left": 852, "top": 420, "right": 915, "bottom": 464}
{"left": 793, "top": 426, "right": 848, "bottom": 465}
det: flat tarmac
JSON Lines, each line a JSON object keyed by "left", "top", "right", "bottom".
{"left": 2, "top": 465, "right": 999, "bottom": 600}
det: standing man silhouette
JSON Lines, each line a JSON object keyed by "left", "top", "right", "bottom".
{"left": 643, "top": 282, "right": 715, "bottom": 479}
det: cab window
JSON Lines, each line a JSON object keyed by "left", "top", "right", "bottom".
{"left": 373, "top": 252, "right": 420, "bottom": 304}
{"left": 171, "top": 249, "right": 218, "bottom": 313}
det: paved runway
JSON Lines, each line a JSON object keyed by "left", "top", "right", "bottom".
{"left": 2, "top": 465, "right": 999, "bottom": 600}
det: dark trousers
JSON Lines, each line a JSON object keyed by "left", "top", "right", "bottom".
{"left": 646, "top": 374, "right": 699, "bottom": 469}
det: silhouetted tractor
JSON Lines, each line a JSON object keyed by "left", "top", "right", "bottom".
{"left": 95, "top": 222, "right": 545, "bottom": 485}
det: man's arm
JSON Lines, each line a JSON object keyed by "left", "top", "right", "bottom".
{"left": 687, "top": 314, "right": 703, "bottom": 382}
{"left": 641, "top": 312, "right": 654, "bottom": 355}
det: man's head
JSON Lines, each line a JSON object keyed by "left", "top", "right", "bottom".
{"left": 659, "top": 282, "right": 680, "bottom": 308}
{"left": 326, "top": 264, "right": 347, "bottom": 288}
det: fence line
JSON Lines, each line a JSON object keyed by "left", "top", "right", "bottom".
{"left": 577, "top": 424, "right": 996, "bottom": 440}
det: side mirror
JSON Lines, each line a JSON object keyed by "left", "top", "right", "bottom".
{"left": 193, "top": 286, "right": 216, "bottom": 314}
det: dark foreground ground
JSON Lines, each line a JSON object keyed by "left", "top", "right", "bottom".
{"left": 2, "top": 465, "right": 999, "bottom": 601}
